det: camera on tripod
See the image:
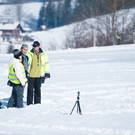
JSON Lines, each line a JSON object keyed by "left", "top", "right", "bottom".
{"left": 70, "top": 91, "right": 82, "bottom": 115}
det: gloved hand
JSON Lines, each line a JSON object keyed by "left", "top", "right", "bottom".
{"left": 40, "top": 77, "right": 45, "bottom": 83}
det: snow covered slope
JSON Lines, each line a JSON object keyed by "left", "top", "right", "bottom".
{"left": 0, "top": 44, "right": 135, "bottom": 134}
{"left": 0, "top": 2, "right": 42, "bottom": 29}
{"left": 0, "top": 1, "right": 76, "bottom": 30}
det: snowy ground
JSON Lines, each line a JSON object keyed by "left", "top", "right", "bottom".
{"left": 0, "top": 44, "right": 135, "bottom": 135}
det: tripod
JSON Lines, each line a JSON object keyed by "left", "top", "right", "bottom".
{"left": 70, "top": 91, "right": 82, "bottom": 115}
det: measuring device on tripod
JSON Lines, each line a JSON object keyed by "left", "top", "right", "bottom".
{"left": 70, "top": 91, "right": 82, "bottom": 115}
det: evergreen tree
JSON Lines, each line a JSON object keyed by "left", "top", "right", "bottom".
{"left": 57, "top": 1, "right": 64, "bottom": 27}
{"left": 37, "top": 1, "right": 46, "bottom": 30}
{"left": 45, "top": 0, "right": 56, "bottom": 28}
{"left": 73, "top": 0, "right": 92, "bottom": 22}
{"left": 37, "top": 0, "right": 135, "bottom": 30}
{"left": 37, "top": 0, "right": 56, "bottom": 30}
{"left": 63, "top": 0, "right": 72, "bottom": 25}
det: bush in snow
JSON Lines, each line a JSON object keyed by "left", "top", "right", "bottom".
{"left": 7, "top": 43, "right": 14, "bottom": 54}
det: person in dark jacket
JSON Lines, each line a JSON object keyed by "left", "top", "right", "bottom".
{"left": 20, "top": 44, "right": 29, "bottom": 79}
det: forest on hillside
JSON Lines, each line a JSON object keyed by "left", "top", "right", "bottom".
{"left": 4, "top": 0, "right": 135, "bottom": 48}
{"left": 37, "top": 0, "right": 135, "bottom": 29}
{"left": 4, "top": 0, "right": 135, "bottom": 30}
{"left": 36, "top": 0, "right": 135, "bottom": 48}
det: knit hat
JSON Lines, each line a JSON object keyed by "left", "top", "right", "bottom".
{"left": 21, "top": 44, "right": 28, "bottom": 49}
{"left": 32, "top": 41, "right": 40, "bottom": 47}
{"left": 13, "top": 49, "right": 23, "bottom": 59}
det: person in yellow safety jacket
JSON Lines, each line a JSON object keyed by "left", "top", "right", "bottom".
{"left": 7, "top": 49, "right": 27, "bottom": 108}
{"left": 26, "top": 41, "right": 50, "bottom": 105}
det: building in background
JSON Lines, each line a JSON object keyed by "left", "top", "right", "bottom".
{"left": 0, "top": 15, "right": 33, "bottom": 42}
{"left": 0, "top": 23, "right": 24, "bottom": 42}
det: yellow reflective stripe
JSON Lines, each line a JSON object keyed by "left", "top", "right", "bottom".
{"left": 8, "top": 61, "right": 27, "bottom": 84}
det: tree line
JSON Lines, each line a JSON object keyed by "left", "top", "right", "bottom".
{"left": 37, "top": 0, "right": 135, "bottom": 30}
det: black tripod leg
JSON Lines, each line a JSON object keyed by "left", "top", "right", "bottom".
{"left": 78, "top": 101, "right": 82, "bottom": 115}
{"left": 70, "top": 101, "right": 77, "bottom": 115}
{"left": 0, "top": 102, "right": 2, "bottom": 109}
{"left": 77, "top": 101, "right": 79, "bottom": 113}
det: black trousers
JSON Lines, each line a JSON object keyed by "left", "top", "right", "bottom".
{"left": 27, "top": 77, "right": 41, "bottom": 105}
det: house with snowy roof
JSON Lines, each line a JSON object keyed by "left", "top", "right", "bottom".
{"left": 0, "top": 22, "right": 32, "bottom": 42}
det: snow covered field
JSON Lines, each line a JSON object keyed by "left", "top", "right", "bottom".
{"left": 0, "top": 44, "right": 135, "bottom": 135}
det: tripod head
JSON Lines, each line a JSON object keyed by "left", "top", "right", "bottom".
{"left": 77, "top": 91, "right": 80, "bottom": 100}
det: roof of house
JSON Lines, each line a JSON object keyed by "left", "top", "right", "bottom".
{"left": 0, "top": 22, "right": 20, "bottom": 30}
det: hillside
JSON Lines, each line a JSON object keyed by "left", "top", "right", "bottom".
{"left": 0, "top": 2, "right": 42, "bottom": 30}
{"left": 27, "top": 8, "right": 135, "bottom": 51}
{"left": 0, "top": 7, "right": 135, "bottom": 54}
{"left": 1, "top": 0, "right": 134, "bottom": 31}
{"left": 0, "top": 0, "right": 75, "bottom": 30}
{"left": 0, "top": 1, "right": 135, "bottom": 53}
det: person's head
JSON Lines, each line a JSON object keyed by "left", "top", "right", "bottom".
{"left": 13, "top": 49, "right": 23, "bottom": 59}
{"left": 21, "top": 44, "right": 28, "bottom": 55}
{"left": 32, "top": 41, "right": 40, "bottom": 53}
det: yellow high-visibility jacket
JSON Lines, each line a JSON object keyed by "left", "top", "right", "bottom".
{"left": 8, "top": 59, "right": 27, "bottom": 85}
{"left": 26, "top": 48, "right": 50, "bottom": 78}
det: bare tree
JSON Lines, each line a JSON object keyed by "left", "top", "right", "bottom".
{"left": 129, "top": 14, "right": 135, "bottom": 44}
{"left": 131, "top": 14, "right": 135, "bottom": 34}
{"left": 67, "top": 0, "right": 135, "bottom": 48}
{"left": 7, "top": 42, "right": 14, "bottom": 54}
{"left": 66, "top": 21, "right": 96, "bottom": 48}
{"left": 15, "top": 0, "right": 23, "bottom": 22}
{"left": 95, "top": 0, "right": 132, "bottom": 46}
{"left": 133, "top": 33, "right": 135, "bottom": 44}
